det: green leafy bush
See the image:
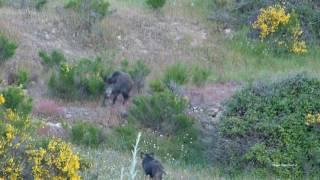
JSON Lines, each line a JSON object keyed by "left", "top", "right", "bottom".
{"left": 149, "top": 78, "right": 166, "bottom": 93}
{"left": 49, "top": 63, "right": 76, "bottom": 99}
{"left": 129, "top": 90, "right": 188, "bottom": 134}
{"left": 16, "top": 69, "right": 30, "bottom": 88}
{"left": 128, "top": 90, "right": 204, "bottom": 163}
{"left": 71, "top": 122, "right": 105, "bottom": 147}
{"left": 35, "top": 0, "right": 47, "bottom": 10}
{"left": 1, "top": 86, "right": 32, "bottom": 117}
{"left": 146, "top": 0, "right": 166, "bottom": 9}
{"left": 121, "top": 59, "right": 151, "bottom": 93}
{"left": 65, "top": 0, "right": 110, "bottom": 31}
{"left": 75, "top": 58, "right": 106, "bottom": 97}
{"left": 0, "top": 33, "right": 17, "bottom": 63}
{"left": 216, "top": 73, "right": 320, "bottom": 178}
{"left": 191, "top": 65, "right": 211, "bottom": 86}
{"left": 48, "top": 55, "right": 110, "bottom": 100}
{"left": 163, "top": 63, "right": 189, "bottom": 86}
{"left": 39, "top": 49, "right": 67, "bottom": 69}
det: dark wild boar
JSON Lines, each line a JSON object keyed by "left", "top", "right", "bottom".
{"left": 141, "top": 152, "right": 165, "bottom": 180}
{"left": 102, "top": 71, "right": 133, "bottom": 106}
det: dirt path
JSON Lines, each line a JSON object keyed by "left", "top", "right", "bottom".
{"left": 33, "top": 82, "right": 240, "bottom": 128}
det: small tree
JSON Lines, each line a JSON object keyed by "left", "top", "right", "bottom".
{"left": 65, "top": 0, "right": 110, "bottom": 32}
{"left": 146, "top": 0, "right": 166, "bottom": 9}
{"left": 0, "top": 33, "right": 17, "bottom": 64}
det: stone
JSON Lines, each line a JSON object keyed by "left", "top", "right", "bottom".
{"left": 65, "top": 113, "right": 72, "bottom": 119}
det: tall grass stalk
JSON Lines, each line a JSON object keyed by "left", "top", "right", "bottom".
{"left": 120, "top": 167, "right": 124, "bottom": 180}
{"left": 129, "top": 132, "right": 142, "bottom": 180}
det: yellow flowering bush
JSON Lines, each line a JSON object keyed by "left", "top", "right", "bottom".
{"left": 28, "top": 139, "right": 81, "bottom": 180}
{"left": 0, "top": 93, "right": 83, "bottom": 179}
{"left": 305, "top": 113, "right": 320, "bottom": 126}
{"left": 252, "top": 5, "right": 307, "bottom": 55}
{"left": 290, "top": 26, "right": 307, "bottom": 54}
{"left": 253, "top": 5, "right": 290, "bottom": 39}
{"left": 0, "top": 94, "right": 5, "bottom": 105}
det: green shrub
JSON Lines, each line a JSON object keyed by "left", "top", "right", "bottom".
{"left": 39, "top": 49, "right": 67, "bottom": 69}
{"left": 121, "top": 59, "right": 151, "bottom": 92}
{"left": 48, "top": 56, "right": 110, "bottom": 100}
{"left": 129, "top": 90, "right": 189, "bottom": 134}
{"left": 216, "top": 73, "right": 320, "bottom": 178}
{"left": 191, "top": 65, "right": 211, "bottom": 86}
{"left": 75, "top": 58, "right": 106, "bottom": 97}
{"left": 48, "top": 63, "right": 77, "bottom": 99}
{"left": 65, "top": 0, "right": 110, "bottom": 31}
{"left": 0, "top": 33, "right": 17, "bottom": 63}
{"left": 146, "top": 0, "right": 166, "bottom": 9}
{"left": 1, "top": 86, "right": 32, "bottom": 117}
{"left": 149, "top": 78, "right": 166, "bottom": 93}
{"left": 35, "top": 0, "right": 47, "bottom": 10}
{"left": 127, "top": 90, "right": 204, "bottom": 163}
{"left": 71, "top": 122, "right": 105, "bottom": 147}
{"left": 163, "top": 63, "right": 189, "bottom": 86}
{"left": 16, "top": 69, "right": 30, "bottom": 88}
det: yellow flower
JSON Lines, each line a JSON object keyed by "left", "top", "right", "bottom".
{"left": 0, "top": 94, "right": 5, "bottom": 105}
{"left": 305, "top": 113, "right": 315, "bottom": 126}
{"left": 5, "top": 124, "right": 16, "bottom": 141}
{"left": 252, "top": 5, "right": 290, "bottom": 40}
{"left": 5, "top": 108, "right": 16, "bottom": 121}
{"left": 316, "top": 113, "right": 320, "bottom": 124}
{"left": 291, "top": 40, "right": 307, "bottom": 54}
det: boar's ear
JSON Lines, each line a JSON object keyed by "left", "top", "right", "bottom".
{"left": 140, "top": 152, "right": 145, "bottom": 158}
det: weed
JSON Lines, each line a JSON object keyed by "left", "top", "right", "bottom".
{"left": 71, "top": 122, "right": 105, "bottom": 147}
{"left": 1, "top": 86, "right": 32, "bottom": 117}
{"left": 163, "top": 63, "right": 189, "bottom": 86}
{"left": 39, "top": 49, "right": 67, "bottom": 69}
{"left": 146, "top": 0, "right": 166, "bottom": 9}
{"left": 0, "top": 33, "right": 17, "bottom": 63}
{"left": 191, "top": 65, "right": 211, "bottom": 86}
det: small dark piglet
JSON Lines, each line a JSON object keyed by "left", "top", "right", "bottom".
{"left": 141, "top": 152, "right": 165, "bottom": 180}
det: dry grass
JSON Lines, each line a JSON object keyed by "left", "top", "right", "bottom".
{"left": 77, "top": 146, "right": 221, "bottom": 180}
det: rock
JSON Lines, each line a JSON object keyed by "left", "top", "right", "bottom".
{"left": 207, "top": 107, "right": 220, "bottom": 118}
{"left": 224, "top": 28, "right": 232, "bottom": 34}
{"left": 65, "top": 113, "right": 72, "bottom": 119}
{"left": 45, "top": 33, "right": 50, "bottom": 40}
{"left": 37, "top": 122, "right": 67, "bottom": 139}
{"left": 120, "top": 109, "right": 128, "bottom": 118}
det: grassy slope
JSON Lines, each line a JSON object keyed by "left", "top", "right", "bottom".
{"left": 77, "top": 146, "right": 219, "bottom": 180}
{"left": 215, "top": 29, "right": 320, "bottom": 82}
{"left": 2, "top": 0, "right": 319, "bottom": 178}
{"left": 73, "top": 1, "right": 319, "bottom": 179}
